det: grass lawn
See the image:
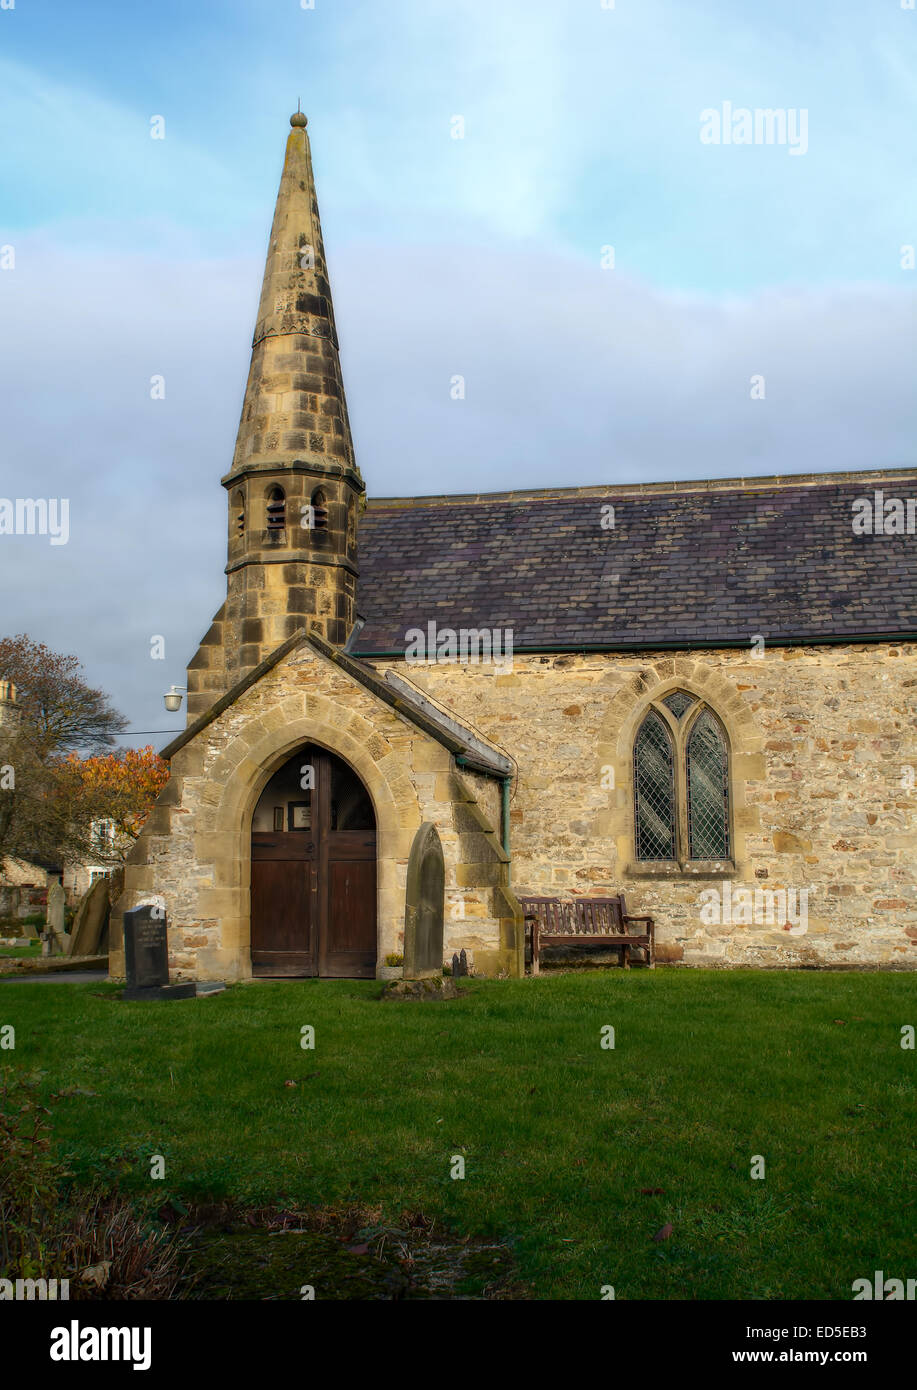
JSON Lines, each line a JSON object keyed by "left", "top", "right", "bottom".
{"left": 0, "top": 941, "right": 42, "bottom": 959}
{"left": 1, "top": 969, "right": 914, "bottom": 1300}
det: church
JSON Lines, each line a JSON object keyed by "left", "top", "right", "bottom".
{"left": 110, "top": 113, "right": 917, "bottom": 982}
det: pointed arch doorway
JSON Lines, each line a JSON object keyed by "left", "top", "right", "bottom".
{"left": 250, "top": 745, "right": 377, "bottom": 977}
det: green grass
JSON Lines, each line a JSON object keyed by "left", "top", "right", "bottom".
{"left": 2, "top": 970, "right": 915, "bottom": 1299}
{"left": 0, "top": 941, "right": 41, "bottom": 959}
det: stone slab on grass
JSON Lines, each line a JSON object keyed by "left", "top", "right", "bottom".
{"left": 381, "top": 976, "right": 464, "bottom": 1001}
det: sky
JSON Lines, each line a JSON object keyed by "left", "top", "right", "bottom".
{"left": 0, "top": 0, "right": 915, "bottom": 742}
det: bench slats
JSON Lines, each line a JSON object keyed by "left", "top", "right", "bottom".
{"left": 517, "top": 894, "right": 655, "bottom": 974}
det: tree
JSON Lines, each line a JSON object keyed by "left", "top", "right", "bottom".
{"left": 57, "top": 746, "right": 169, "bottom": 853}
{"left": 0, "top": 635, "right": 127, "bottom": 758}
{"left": 0, "top": 635, "right": 134, "bottom": 869}
{"left": 0, "top": 721, "right": 69, "bottom": 869}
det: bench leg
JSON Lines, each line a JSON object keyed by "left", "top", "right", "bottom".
{"left": 621, "top": 944, "right": 630, "bottom": 970}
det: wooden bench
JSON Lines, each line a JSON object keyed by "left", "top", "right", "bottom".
{"left": 518, "top": 895, "right": 655, "bottom": 975}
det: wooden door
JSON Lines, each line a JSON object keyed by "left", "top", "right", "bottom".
{"left": 321, "top": 831, "right": 377, "bottom": 977}
{"left": 250, "top": 747, "right": 376, "bottom": 978}
{"left": 251, "top": 830, "right": 318, "bottom": 976}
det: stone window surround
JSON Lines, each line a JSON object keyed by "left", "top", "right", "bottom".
{"left": 599, "top": 656, "right": 763, "bottom": 885}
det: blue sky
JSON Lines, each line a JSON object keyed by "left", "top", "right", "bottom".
{"left": 3, "top": 0, "right": 915, "bottom": 285}
{"left": 0, "top": 0, "right": 915, "bottom": 738}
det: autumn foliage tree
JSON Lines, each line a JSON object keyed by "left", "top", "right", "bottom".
{"left": 0, "top": 634, "right": 160, "bottom": 870}
{"left": 57, "top": 746, "right": 169, "bottom": 852}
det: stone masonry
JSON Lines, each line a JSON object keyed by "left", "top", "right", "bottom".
{"left": 394, "top": 645, "right": 917, "bottom": 968}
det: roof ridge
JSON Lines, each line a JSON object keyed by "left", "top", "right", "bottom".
{"left": 365, "top": 466, "right": 917, "bottom": 510}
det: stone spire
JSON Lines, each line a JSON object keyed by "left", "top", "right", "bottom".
{"left": 193, "top": 110, "right": 364, "bottom": 704}
{"left": 223, "top": 110, "right": 361, "bottom": 484}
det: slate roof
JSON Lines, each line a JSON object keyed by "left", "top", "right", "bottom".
{"left": 351, "top": 470, "right": 917, "bottom": 653}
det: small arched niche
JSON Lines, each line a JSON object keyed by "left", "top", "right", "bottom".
{"left": 310, "top": 488, "right": 329, "bottom": 531}
{"left": 266, "top": 485, "right": 286, "bottom": 532}
{"left": 232, "top": 489, "right": 245, "bottom": 538}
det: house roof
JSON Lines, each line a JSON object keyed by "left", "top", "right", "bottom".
{"left": 351, "top": 468, "right": 917, "bottom": 653}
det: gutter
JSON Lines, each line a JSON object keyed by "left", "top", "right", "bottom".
{"left": 354, "top": 631, "right": 917, "bottom": 659}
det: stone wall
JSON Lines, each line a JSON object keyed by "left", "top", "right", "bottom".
{"left": 380, "top": 645, "right": 917, "bottom": 968}
{"left": 1, "top": 856, "right": 46, "bottom": 888}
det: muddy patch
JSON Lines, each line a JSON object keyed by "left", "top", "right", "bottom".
{"left": 175, "top": 1204, "right": 521, "bottom": 1300}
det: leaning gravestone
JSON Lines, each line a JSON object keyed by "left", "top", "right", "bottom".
{"left": 46, "top": 881, "right": 70, "bottom": 954}
{"left": 68, "top": 877, "right": 110, "bottom": 956}
{"left": 122, "top": 905, "right": 195, "bottom": 1001}
{"left": 403, "top": 822, "right": 445, "bottom": 980}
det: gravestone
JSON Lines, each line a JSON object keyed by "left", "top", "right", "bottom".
{"left": 46, "top": 881, "right": 70, "bottom": 954}
{"left": 19, "top": 912, "right": 39, "bottom": 941}
{"left": 68, "top": 877, "right": 111, "bottom": 957}
{"left": 122, "top": 905, "right": 195, "bottom": 1001}
{"left": 403, "top": 822, "right": 445, "bottom": 980}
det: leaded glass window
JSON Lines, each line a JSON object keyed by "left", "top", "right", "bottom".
{"left": 633, "top": 698, "right": 732, "bottom": 864}
{"left": 633, "top": 710, "right": 677, "bottom": 861}
{"left": 663, "top": 690, "right": 695, "bottom": 719}
{"left": 687, "top": 711, "right": 730, "bottom": 860}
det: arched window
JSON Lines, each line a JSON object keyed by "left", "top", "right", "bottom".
{"left": 310, "top": 488, "right": 329, "bottom": 530}
{"left": 687, "top": 710, "right": 730, "bottom": 860}
{"left": 266, "top": 486, "right": 286, "bottom": 531}
{"left": 233, "top": 490, "right": 245, "bottom": 538}
{"left": 633, "top": 691, "right": 732, "bottom": 865}
{"left": 633, "top": 710, "right": 676, "bottom": 861}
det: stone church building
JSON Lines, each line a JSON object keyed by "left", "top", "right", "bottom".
{"left": 111, "top": 113, "right": 917, "bottom": 982}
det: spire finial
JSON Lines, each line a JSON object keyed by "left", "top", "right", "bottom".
{"left": 291, "top": 100, "right": 307, "bottom": 129}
